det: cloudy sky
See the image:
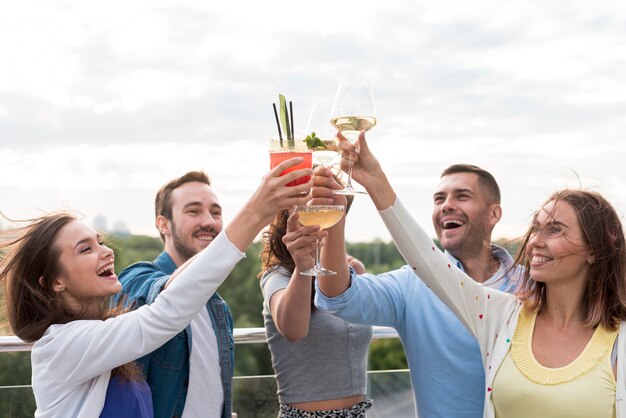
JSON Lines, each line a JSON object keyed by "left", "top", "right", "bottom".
{"left": 1, "top": 0, "right": 625, "bottom": 242}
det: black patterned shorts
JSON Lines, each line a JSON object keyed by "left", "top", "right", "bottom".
{"left": 278, "top": 400, "right": 373, "bottom": 418}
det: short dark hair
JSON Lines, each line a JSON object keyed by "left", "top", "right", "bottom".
{"left": 154, "top": 171, "right": 211, "bottom": 241}
{"left": 441, "top": 164, "right": 501, "bottom": 204}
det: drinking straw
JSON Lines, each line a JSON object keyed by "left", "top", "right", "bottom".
{"left": 289, "top": 101, "right": 294, "bottom": 141}
{"left": 272, "top": 103, "right": 283, "bottom": 146}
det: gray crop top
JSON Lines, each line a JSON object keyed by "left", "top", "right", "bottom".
{"left": 261, "top": 266, "right": 373, "bottom": 404}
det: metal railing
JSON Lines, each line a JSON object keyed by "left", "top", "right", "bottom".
{"left": 0, "top": 326, "right": 414, "bottom": 417}
{"left": 0, "top": 326, "right": 399, "bottom": 352}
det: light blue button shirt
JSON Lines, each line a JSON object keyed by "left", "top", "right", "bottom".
{"left": 315, "top": 245, "right": 517, "bottom": 418}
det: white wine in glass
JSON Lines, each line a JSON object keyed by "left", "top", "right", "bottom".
{"left": 330, "top": 115, "right": 377, "bottom": 137}
{"left": 330, "top": 79, "right": 376, "bottom": 195}
{"left": 296, "top": 205, "right": 345, "bottom": 276}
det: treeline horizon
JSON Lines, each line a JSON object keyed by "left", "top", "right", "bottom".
{"left": 0, "top": 232, "right": 520, "bottom": 387}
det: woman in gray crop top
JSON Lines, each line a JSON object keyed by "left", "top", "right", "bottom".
{"left": 259, "top": 207, "right": 373, "bottom": 418}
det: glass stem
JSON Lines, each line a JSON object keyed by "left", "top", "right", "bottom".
{"left": 315, "top": 237, "right": 321, "bottom": 267}
{"left": 345, "top": 160, "right": 355, "bottom": 189}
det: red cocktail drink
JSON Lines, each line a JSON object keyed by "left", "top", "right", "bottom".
{"left": 269, "top": 136, "right": 312, "bottom": 186}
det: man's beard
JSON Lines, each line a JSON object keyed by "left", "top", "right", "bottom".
{"left": 444, "top": 214, "right": 491, "bottom": 259}
{"left": 170, "top": 221, "right": 210, "bottom": 262}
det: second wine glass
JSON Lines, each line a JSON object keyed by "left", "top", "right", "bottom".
{"left": 330, "top": 78, "right": 377, "bottom": 195}
{"left": 296, "top": 204, "right": 345, "bottom": 276}
{"left": 305, "top": 102, "right": 341, "bottom": 168}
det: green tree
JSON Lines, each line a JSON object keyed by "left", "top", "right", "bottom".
{"left": 0, "top": 234, "right": 423, "bottom": 385}
{"left": 107, "top": 234, "right": 163, "bottom": 272}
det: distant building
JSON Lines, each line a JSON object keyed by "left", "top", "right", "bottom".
{"left": 93, "top": 215, "right": 108, "bottom": 232}
{"left": 112, "top": 220, "right": 130, "bottom": 236}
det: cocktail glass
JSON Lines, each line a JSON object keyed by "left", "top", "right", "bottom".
{"left": 269, "top": 135, "right": 313, "bottom": 186}
{"left": 296, "top": 204, "right": 345, "bottom": 276}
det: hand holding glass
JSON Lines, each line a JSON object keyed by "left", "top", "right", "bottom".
{"left": 296, "top": 205, "right": 345, "bottom": 276}
{"left": 269, "top": 136, "right": 313, "bottom": 186}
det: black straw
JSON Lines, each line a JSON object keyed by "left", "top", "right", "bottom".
{"left": 289, "top": 101, "right": 294, "bottom": 140}
{"left": 272, "top": 103, "right": 283, "bottom": 145}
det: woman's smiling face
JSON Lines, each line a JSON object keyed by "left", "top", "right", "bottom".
{"left": 52, "top": 221, "right": 120, "bottom": 311}
{"left": 525, "top": 199, "right": 593, "bottom": 286}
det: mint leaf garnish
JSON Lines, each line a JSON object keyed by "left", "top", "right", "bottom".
{"left": 304, "top": 132, "right": 326, "bottom": 149}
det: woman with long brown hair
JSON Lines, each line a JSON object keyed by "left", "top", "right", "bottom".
{"left": 259, "top": 184, "right": 373, "bottom": 418}
{"left": 0, "top": 158, "right": 311, "bottom": 417}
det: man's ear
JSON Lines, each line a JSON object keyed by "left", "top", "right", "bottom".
{"left": 156, "top": 215, "right": 171, "bottom": 237}
{"left": 490, "top": 204, "right": 502, "bottom": 226}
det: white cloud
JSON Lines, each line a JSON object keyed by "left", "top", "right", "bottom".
{"left": 1, "top": 0, "right": 625, "bottom": 243}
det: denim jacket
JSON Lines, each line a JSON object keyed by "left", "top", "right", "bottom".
{"left": 113, "top": 251, "right": 234, "bottom": 418}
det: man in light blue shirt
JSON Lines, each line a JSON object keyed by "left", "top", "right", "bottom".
{"left": 315, "top": 163, "right": 517, "bottom": 418}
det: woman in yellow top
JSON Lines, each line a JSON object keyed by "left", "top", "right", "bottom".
{"left": 312, "top": 130, "right": 626, "bottom": 418}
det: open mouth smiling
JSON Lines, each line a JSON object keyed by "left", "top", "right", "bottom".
{"left": 442, "top": 219, "right": 465, "bottom": 230}
{"left": 96, "top": 262, "right": 115, "bottom": 277}
{"left": 195, "top": 233, "right": 215, "bottom": 243}
{"left": 531, "top": 255, "right": 553, "bottom": 265}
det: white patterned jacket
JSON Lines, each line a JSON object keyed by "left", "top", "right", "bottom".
{"left": 379, "top": 198, "right": 626, "bottom": 418}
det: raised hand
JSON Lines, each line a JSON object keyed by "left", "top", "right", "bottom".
{"left": 346, "top": 255, "right": 366, "bottom": 274}
{"left": 336, "top": 131, "right": 396, "bottom": 210}
{"left": 310, "top": 165, "right": 348, "bottom": 208}
{"left": 247, "top": 157, "right": 312, "bottom": 226}
{"left": 224, "top": 157, "right": 312, "bottom": 252}
{"left": 336, "top": 131, "right": 382, "bottom": 190}
{"left": 282, "top": 211, "right": 327, "bottom": 273}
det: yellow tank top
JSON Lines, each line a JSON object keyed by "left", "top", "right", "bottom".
{"left": 492, "top": 308, "right": 617, "bottom": 418}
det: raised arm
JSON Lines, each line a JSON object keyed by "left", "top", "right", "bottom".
{"left": 335, "top": 133, "right": 513, "bottom": 337}
{"left": 163, "top": 158, "right": 312, "bottom": 288}
{"left": 312, "top": 138, "right": 392, "bottom": 297}
{"left": 336, "top": 131, "right": 396, "bottom": 211}
{"left": 267, "top": 212, "right": 326, "bottom": 342}
{"left": 310, "top": 165, "right": 351, "bottom": 297}
{"left": 36, "top": 158, "right": 313, "bottom": 384}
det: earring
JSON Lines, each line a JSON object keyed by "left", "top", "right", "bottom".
{"left": 59, "top": 286, "right": 65, "bottom": 292}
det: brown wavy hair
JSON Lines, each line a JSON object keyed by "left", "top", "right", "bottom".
{"left": 258, "top": 169, "right": 353, "bottom": 306}
{"left": 0, "top": 212, "right": 142, "bottom": 381}
{"left": 259, "top": 209, "right": 316, "bottom": 307}
{"left": 513, "top": 190, "right": 626, "bottom": 329}
{"left": 260, "top": 209, "right": 295, "bottom": 275}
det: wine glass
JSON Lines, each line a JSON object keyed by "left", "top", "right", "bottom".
{"left": 305, "top": 102, "right": 341, "bottom": 167}
{"left": 296, "top": 204, "right": 345, "bottom": 276}
{"left": 330, "top": 78, "right": 377, "bottom": 195}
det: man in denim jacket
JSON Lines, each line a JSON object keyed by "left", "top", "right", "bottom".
{"left": 114, "top": 171, "right": 234, "bottom": 418}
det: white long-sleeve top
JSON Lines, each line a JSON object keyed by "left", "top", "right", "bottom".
{"left": 379, "top": 198, "right": 626, "bottom": 418}
{"left": 31, "top": 232, "right": 244, "bottom": 418}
